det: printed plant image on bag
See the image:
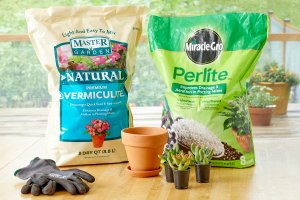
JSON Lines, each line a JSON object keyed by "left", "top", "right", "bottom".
{"left": 85, "top": 119, "right": 110, "bottom": 148}
{"left": 148, "top": 13, "right": 268, "bottom": 168}
{"left": 57, "top": 42, "right": 127, "bottom": 71}
{"left": 220, "top": 95, "right": 252, "bottom": 153}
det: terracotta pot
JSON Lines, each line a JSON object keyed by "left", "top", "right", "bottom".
{"left": 232, "top": 129, "right": 252, "bottom": 153}
{"left": 92, "top": 134, "right": 105, "bottom": 148}
{"left": 249, "top": 107, "right": 273, "bottom": 126}
{"left": 121, "top": 127, "right": 168, "bottom": 171}
{"left": 257, "top": 82, "right": 290, "bottom": 115}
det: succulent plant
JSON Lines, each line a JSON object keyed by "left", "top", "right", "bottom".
{"left": 158, "top": 144, "right": 180, "bottom": 164}
{"left": 167, "top": 151, "right": 193, "bottom": 171}
{"left": 191, "top": 144, "right": 213, "bottom": 165}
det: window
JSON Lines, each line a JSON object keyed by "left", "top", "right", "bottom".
{"left": 1, "top": 1, "right": 300, "bottom": 108}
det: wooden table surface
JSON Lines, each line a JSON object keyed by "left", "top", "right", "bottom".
{"left": 1, "top": 105, "right": 300, "bottom": 200}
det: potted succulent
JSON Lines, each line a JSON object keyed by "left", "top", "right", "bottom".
{"left": 248, "top": 85, "right": 278, "bottom": 126}
{"left": 168, "top": 151, "right": 193, "bottom": 189}
{"left": 250, "top": 62, "right": 300, "bottom": 114}
{"left": 220, "top": 95, "right": 252, "bottom": 153}
{"left": 85, "top": 119, "right": 110, "bottom": 148}
{"left": 191, "top": 144, "right": 213, "bottom": 183}
{"left": 158, "top": 144, "right": 180, "bottom": 183}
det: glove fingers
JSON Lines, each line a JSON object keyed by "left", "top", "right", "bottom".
{"left": 21, "top": 185, "right": 32, "bottom": 194}
{"left": 72, "top": 169, "right": 95, "bottom": 183}
{"left": 55, "top": 183, "right": 65, "bottom": 191}
{"left": 53, "top": 179, "right": 77, "bottom": 195}
{"left": 72, "top": 181, "right": 88, "bottom": 194}
{"left": 21, "top": 179, "right": 33, "bottom": 194}
{"left": 42, "top": 180, "right": 56, "bottom": 195}
{"left": 68, "top": 176, "right": 90, "bottom": 194}
{"left": 82, "top": 181, "right": 90, "bottom": 193}
{"left": 31, "top": 184, "right": 41, "bottom": 196}
{"left": 31, "top": 173, "right": 49, "bottom": 186}
{"left": 59, "top": 176, "right": 87, "bottom": 194}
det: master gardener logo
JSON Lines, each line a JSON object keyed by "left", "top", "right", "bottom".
{"left": 70, "top": 36, "right": 112, "bottom": 56}
{"left": 185, "top": 29, "right": 223, "bottom": 65}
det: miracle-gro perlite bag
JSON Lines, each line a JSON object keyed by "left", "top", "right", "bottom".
{"left": 148, "top": 13, "right": 268, "bottom": 168}
{"left": 26, "top": 6, "right": 146, "bottom": 166}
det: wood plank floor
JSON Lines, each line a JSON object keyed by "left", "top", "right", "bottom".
{"left": 0, "top": 105, "right": 300, "bottom": 200}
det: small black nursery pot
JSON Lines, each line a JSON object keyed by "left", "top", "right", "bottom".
{"left": 164, "top": 163, "right": 174, "bottom": 183}
{"left": 195, "top": 164, "right": 210, "bottom": 183}
{"left": 173, "top": 168, "right": 190, "bottom": 189}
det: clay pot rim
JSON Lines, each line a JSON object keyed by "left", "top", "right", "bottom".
{"left": 249, "top": 107, "right": 274, "bottom": 114}
{"left": 122, "top": 127, "right": 167, "bottom": 137}
{"left": 257, "top": 82, "right": 289, "bottom": 85}
{"left": 249, "top": 106, "right": 275, "bottom": 110}
{"left": 121, "top": 127, "right": 168, "bottom": 148}
{"left": 231, "top": 128, "right": 250, "bottom": 136}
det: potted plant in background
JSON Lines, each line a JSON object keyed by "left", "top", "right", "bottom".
{"left": 191, "top": 144, "right": 213, "bottom": 183}
{"left": 248, "top": 85, "right": 278, "bottom": 126}
{"left": 158, "top": 144, "right": 180, "bottom": 183}
{"left": 85, "top": 119, "right": 110, "bottom": 148}
{"left": 168, "top": 151, "right": 193, "bottom": 189}
{"left": 250, "top": 62, "right": 300, "bottom": 115}
{"left": 220, "top": 95, "right": 252, "bottom": 153}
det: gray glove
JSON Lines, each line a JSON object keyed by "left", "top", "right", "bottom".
{"left": 15, "top": 157, "right": 95, "bottom": 195}
{"left": 20, "top": 178, "right": 57, "bottom": 196}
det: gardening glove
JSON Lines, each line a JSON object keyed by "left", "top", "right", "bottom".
{"left": 20, "top": 178, "right": 57, "bottom": 196}
{"left": 15, "top": 157, "right": 95, "bottom": 195}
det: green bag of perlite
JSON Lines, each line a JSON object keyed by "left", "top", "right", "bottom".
{"left": 148, "top": 13, "right": 268, "bottom": 168}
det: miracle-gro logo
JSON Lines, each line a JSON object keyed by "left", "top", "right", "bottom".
{"left": 185, "top": 29, "right": 223, "bottom": 65}
{"left": 70, "top": 37, "right": 112, "bottom": 56}
{"left": 185, "top": 41, "right": 223, "bottom": 52}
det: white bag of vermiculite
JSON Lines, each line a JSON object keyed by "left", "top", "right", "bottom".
{"left": 25, "top": 6, "right": 146, "bottom": 166}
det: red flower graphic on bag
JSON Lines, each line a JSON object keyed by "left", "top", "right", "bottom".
{"left": 85, "top": 119, "right": 110, "bottom": 148}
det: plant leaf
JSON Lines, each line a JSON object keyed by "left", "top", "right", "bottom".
{"left": 223, "top": 118, "right": 234, "bottom": 130}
